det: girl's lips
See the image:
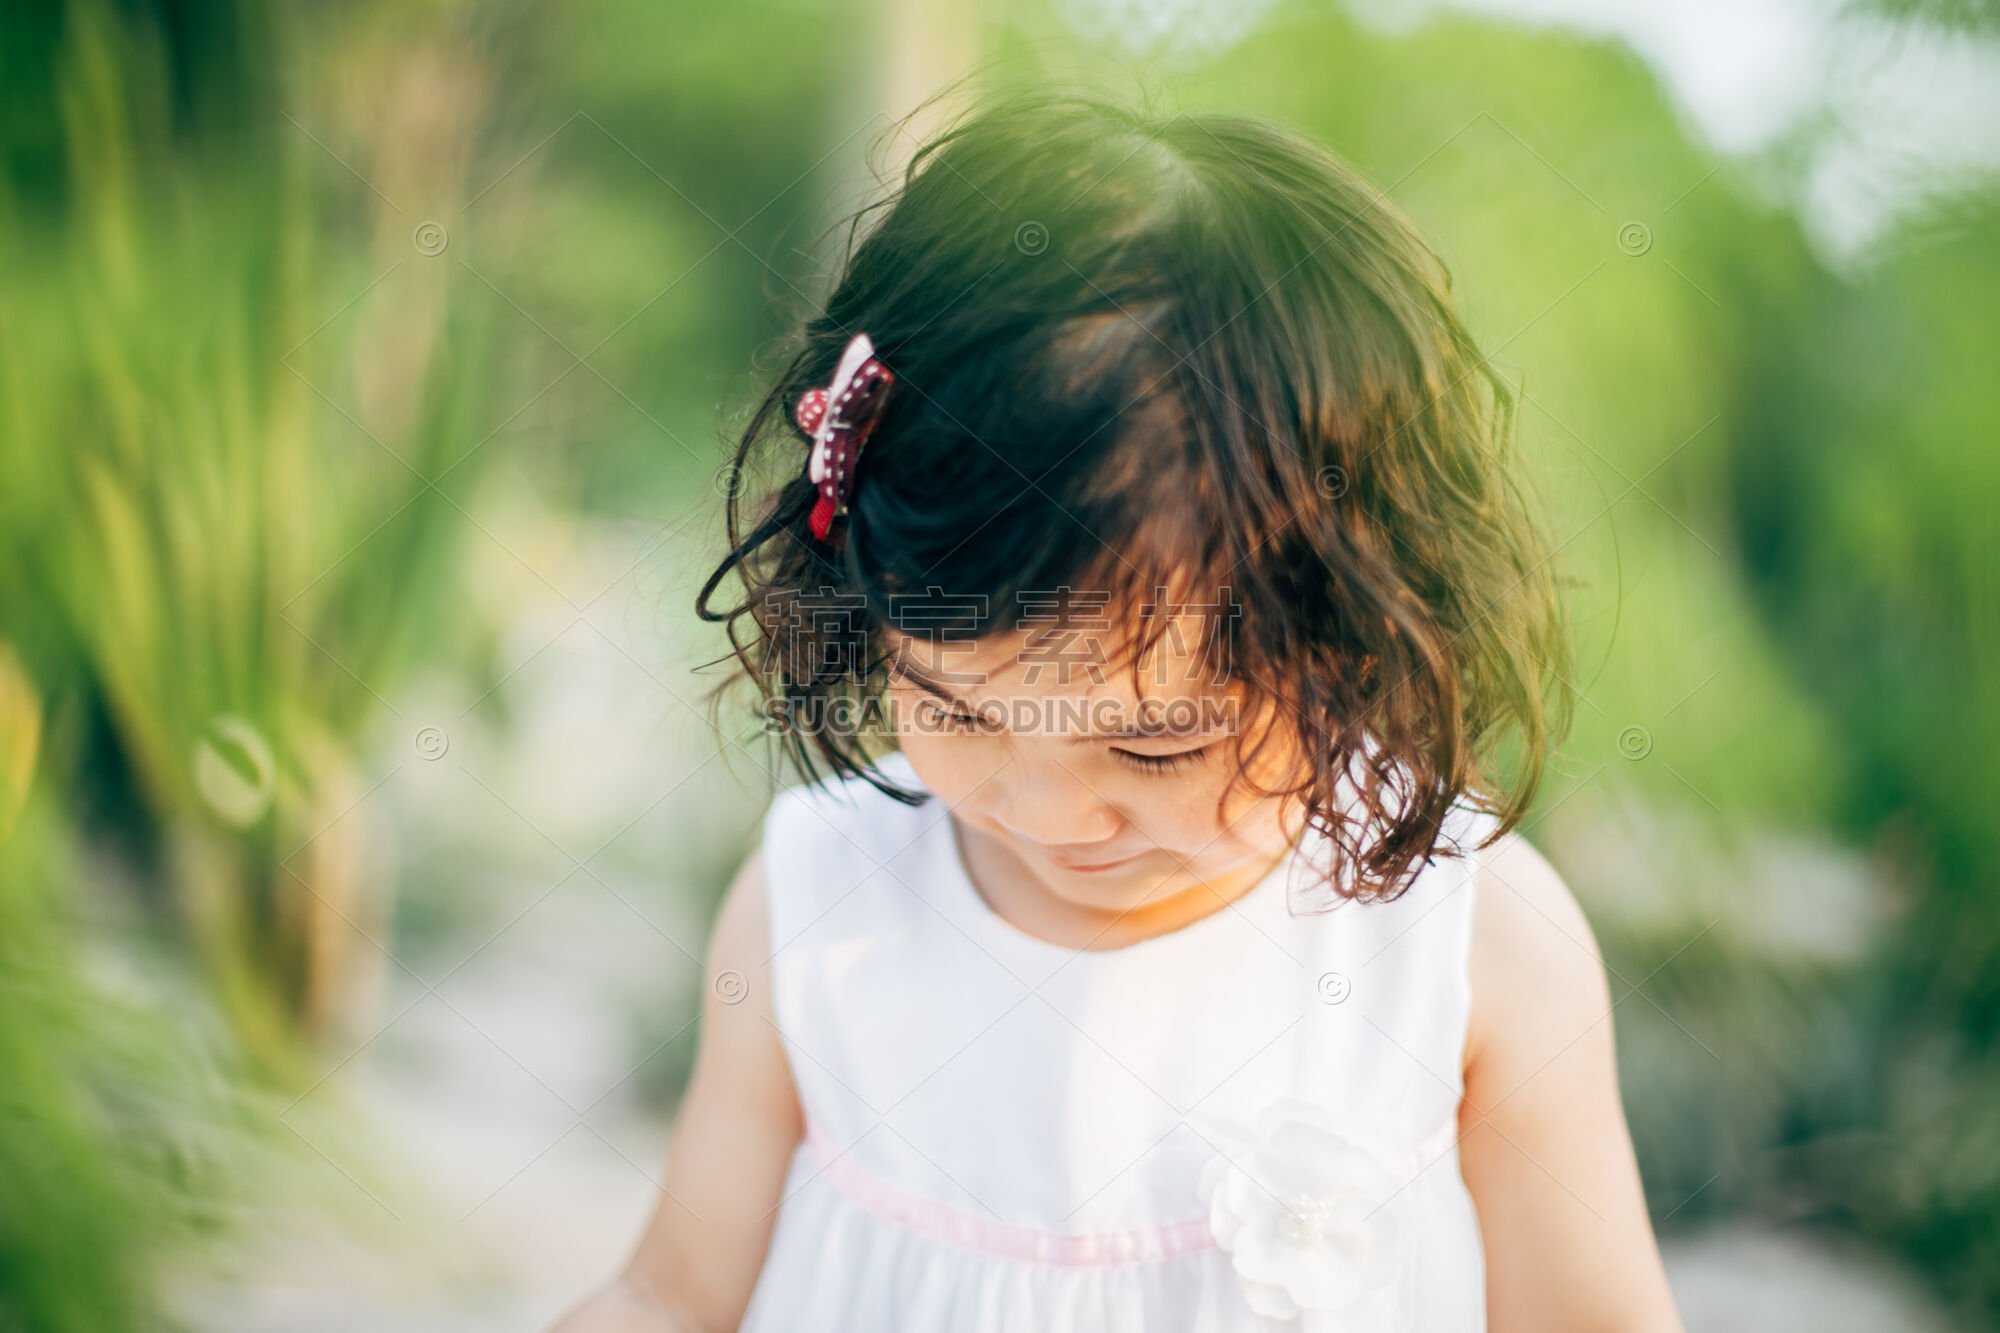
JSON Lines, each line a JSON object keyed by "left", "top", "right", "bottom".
{"left": 1046, "top": 849, "right": 1141, "bottom": 874}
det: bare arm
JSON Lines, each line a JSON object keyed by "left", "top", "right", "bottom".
{"left": 1459, "top": 832, "right": 1685, "bottom": 1333}
{"left": 551, "top": 848, "right": 804, "bottom": 1332}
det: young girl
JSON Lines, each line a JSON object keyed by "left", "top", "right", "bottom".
{"left": 554, "top": 90, "right": 1683, "bottom": 1333}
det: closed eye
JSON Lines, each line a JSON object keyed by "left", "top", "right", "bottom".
{"left": 913, "top": 696, "right": 989, "bottom": 733}
{"left": 1111, "top": 744, "right": 1212, "bottom": 775}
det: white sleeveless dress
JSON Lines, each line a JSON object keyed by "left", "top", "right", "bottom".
{"left": 740, "top": 749, "right": 1496, "bottom": 1332}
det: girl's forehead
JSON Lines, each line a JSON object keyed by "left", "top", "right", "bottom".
{"left": 885, "top": 607, "right": 1232, "bottom": 703}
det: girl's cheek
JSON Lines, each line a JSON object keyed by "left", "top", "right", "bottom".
{"left": 894, "top": 720, "right": 999, "bottom": 805}
{"left": 1121, "top": 768, "right": 1233, "bottom": 850}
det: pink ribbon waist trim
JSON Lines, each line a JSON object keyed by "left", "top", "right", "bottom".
{"left": 797, "top": 1116, "right": 1460, "bottom": 1269}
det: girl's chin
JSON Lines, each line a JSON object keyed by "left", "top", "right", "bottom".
{"left": 1036, "top": 858, "right": 1190, "bottom": 910}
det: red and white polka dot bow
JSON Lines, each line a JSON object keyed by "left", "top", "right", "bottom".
{"left": 793, "top": 332, "right": 896, "bottom": 544}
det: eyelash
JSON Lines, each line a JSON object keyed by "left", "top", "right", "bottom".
{"left": 1111, "top": 746, "right": 1211, "bottom": 775}
{"left": 937, "top": 707, "right": 984, "bottom": 732}
{"left": 912, "top": 696, "right": 1210, "bottom": 773}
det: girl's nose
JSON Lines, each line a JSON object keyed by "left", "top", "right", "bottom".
{"left": 993, "top": 757, "right": 1123, "bottom": 848}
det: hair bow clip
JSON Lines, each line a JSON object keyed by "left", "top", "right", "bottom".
{"left": 793, "top": 332, "right": 896, "bottom": 545}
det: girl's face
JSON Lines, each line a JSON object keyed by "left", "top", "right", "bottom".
{"left": 883, "top": 614, "right": 1307, "bottom": 918}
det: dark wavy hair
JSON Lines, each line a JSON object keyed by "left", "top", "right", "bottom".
{"left": 696, "top": 87, "right": 1574, "bottom": 905}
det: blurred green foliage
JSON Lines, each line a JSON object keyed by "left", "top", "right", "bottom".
{"left": 1, "top": 3, "right": 507, "bottom": 1325}
{"left": 1, "top": 0, "right": 1995, "bottom": 1326}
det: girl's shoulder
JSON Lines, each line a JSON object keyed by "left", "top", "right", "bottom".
{"left": 1462, "top": 826, "right": 1608, "bottom": 1082}
{"left": 755, "top": 750, "right": 947, "bottom": 931}
{"left": 759, "top": 750, "right": 937, "bottom": 857}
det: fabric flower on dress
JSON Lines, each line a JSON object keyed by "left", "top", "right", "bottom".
{"left": 1197, "top": 1098, "right": 1414, "bottom": 1322}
